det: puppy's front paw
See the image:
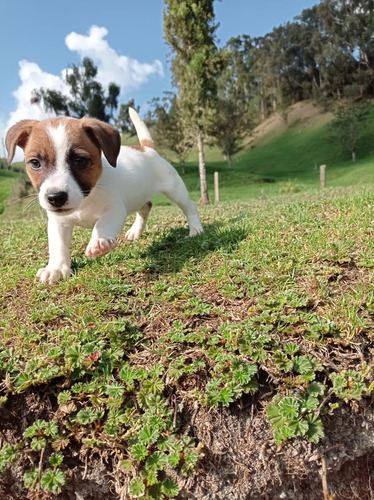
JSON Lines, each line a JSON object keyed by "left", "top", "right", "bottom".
{"left": 125, "top": 226, "right": 142, "bottom": 241}
{"left": 85, "top": 238, "right": 117, "bottom": 258}
{"left": 189, "top": 223, "right": 204, "bottom": 237}
{"left": 37, "top": 265, "right": 72, "bottom": 284}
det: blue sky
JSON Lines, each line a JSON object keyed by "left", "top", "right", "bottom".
{"left": 0, "top": 0, "right": 319, "bottom": 156}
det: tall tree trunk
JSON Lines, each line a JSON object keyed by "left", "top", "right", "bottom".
{"left": 180, "top": 160, "right": 185, "bottom": 175}
{"left": 363, "top": 52, "right": 374, "bottom": 97}
{"left": 227, "top": 153, "right": 232, "bottom": 169}
{"left": 197, "top": 132, "right": 210, "bottom": 205}
{"left": 260, "top": 97, "right": 265, "bottom": 122}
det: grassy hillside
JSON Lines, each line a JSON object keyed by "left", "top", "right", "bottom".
{"left": 166, "top": 101, "right": 374, "bottom": 203}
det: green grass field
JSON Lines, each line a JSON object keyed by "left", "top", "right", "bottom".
{"left": 0, "top": 170, "right": 20, "bottom": 215}
{"left": 1, "top": 104, "right": 374, "bottom": 499}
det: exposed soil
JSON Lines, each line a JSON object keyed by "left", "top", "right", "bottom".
{"left": 244, "top": 101, "right": 333, "bottom": 150}
{"left": 1, "top": 381, "right": 374, "bottom": 499}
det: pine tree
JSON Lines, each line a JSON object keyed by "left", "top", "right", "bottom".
{"left": 163, "top": 0, "right": 223, "bottom": 204}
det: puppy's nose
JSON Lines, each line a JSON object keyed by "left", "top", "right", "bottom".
{"left": 47, "top": 191, "right": 68, "bottom": 207}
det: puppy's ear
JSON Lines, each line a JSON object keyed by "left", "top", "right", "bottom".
{"left": 81, "top": 118, "right": 121, "bottom": 168}
{"left": 6, "top": 120, "right": 39, "bottom": 165}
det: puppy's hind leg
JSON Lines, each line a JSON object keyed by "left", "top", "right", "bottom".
{"left": 125, "top": 201, "right": 153, "bottom": 241}
{"left": 162, "top": 174, "right": 203, "bottom": 237}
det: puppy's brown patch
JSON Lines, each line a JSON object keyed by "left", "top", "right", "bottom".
{"left": 23, "top": 121, "right": 61, "bottom": 192}
{"left": 66, "top": 121, "right": 104, "bottom": 192}
{"left": 130, "top": 138, "right": 155, "bottom": 152}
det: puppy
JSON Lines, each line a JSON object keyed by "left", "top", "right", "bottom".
{"left": 6, "top": 108, "right": 203, "bottom": 283}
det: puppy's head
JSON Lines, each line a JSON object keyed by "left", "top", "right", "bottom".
{"left": 6, "top": 117, "right": 121, "bottom": 213}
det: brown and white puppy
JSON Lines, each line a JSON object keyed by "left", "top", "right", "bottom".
{"left": 6, "top": 108, "right": 203, "bottom": 283}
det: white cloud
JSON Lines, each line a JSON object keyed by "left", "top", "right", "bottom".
{"left": 9, "top": 61, "right": 68, "bottom": 124}
{"left": 65, "top": 26, "right": 164, "bottom": 91}
{"left": 3, "top": 61, "right": 68, "bottom": 162}
{"left": 2, "top": 25, "right": 164, "bottom": 162}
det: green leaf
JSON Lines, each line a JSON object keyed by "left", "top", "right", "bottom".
{"left": 219, "top": 388, "right": 234, "bottom": 406}
{"left": 307, "top": 382, "right": 325, "bottom": 397}
{"left": 273, "top": 352, "right": 293, "bottom": 372}
{"left": 145, "top": 451, "right": 167, "bottom": 472}
{"left": 168, "top": 452, "right": 180, "bottom": 467}
{"left": 76, "top": 408, "right": 97, "bottom": 425}
{"left": 66, "top": 345, "right": 84, "bottom": 368}
{"left": 24, "top": 419, "right": 47, "bottom": 438}
{"left": 161, "top": 478, "right": 179, "bottom": 497}
{"left": 23, "top": 467, "right": 38, "bottom": 489}
{"left": 283, "top": 343, "right": 299, "bottom": 356}
{"left": 330, "top": 370, "right": 366, "bottom": 400}
{"left": 130, "top": 444, "right": 149, "bottom": 461}
{"left": 14, "top": 372, "right": 32, "bottom": 389}
{"left": 0, "top": 444, "right": 18, "bottom": 471}
{"left": 119, "top": 364, "right": 138, "bottom": 386}
{"left": 105, "top": 383, "right": 125, "bottom": 398}
{"left": 169, "top": 329, "right": 186, "bottom": 342}
{"left": 302, "top": 395, "right": 319, "bottom": 411}
{"left": 44, "top": 422, "right": 59, "bottom": 439}
{"left": 49, "top": 452, "right": 63, "bottom": 467}
{"left": 57, "top": 390, "right": 72, "bottom": 404}
{"left": 41, "top": 468, "right": 66, "bottom": 494}
{"left": 129, "top": 477, "right": 145, "bottom": 497}
{"left": 293, "top": 355, "right": 314, "bottom": 374}
{"left": 31, "top": 437, "right": 46, "bottom": 451}
{"left": 206, "top": 378, "right": 222, "bottom": 406}
{"left": 306, "top": 414, "right": 325, "bottom": 443}
{"left": 289, "top": 418, "right": 309, "bottom": 437}
{"left": 142, "top": 377, "right": 165, "bottom": 394}
{"left": 138, "top": 426, "right": 159, "bottom": 445}
{"left": 278, "top": 397, "right": 300, "bottom": 419}
{"left": 267, "top": 404, "right": 285, "bottom": 430}
{"left": 274, "top": 426, "right": 295, "bottom": 444}
{"left": 183, "top": 447, "right": 199, "bottom": 467}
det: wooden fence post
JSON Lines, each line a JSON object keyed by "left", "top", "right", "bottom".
{"left": 320, "top": 165, "right": 326, "bottom": 189}
{"left": 214, "top": 172, "right": 219, "bottom": 203}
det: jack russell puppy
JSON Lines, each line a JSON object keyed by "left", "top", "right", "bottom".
{"left": 6, "top": 108, "right": 203, "bottom": 284}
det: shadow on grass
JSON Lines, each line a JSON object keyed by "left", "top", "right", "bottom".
{"left": 141, "top": 221, "right": 250, "bottom": 275}
{"left": 70, "top": 218, "right": 250, "bottom": 277}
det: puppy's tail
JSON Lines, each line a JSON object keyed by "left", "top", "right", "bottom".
{"left": 129, "top": 107, "right": 155, "bottom": 149}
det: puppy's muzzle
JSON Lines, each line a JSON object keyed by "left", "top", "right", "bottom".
{"left": 47, "top": 191, "right": 69, "bottom": 208}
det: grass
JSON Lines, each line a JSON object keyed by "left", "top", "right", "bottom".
{"left": 1, "top": 104, "right": 374, "bottom": 497}
{"left": 1, "top": 187, "right": 374, "bottom": 497}
{"left": 0, "top": 170, "right": 19, "bottom": 215}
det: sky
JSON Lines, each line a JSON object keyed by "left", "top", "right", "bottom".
{"left": 0, "top": 0, "right": 319, "bottom": 160}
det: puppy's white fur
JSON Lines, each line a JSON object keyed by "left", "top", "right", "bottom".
{"left": 39, "top": 124, "right": 85, "bottom": 212}
{"left": 6, "top": 109, "right": 203, "bottom": 283}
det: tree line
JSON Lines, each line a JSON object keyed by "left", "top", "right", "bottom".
{"left": 34, "top": 0, "right": 374, "bottom": 204}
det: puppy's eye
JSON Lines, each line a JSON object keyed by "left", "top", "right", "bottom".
{"left": 73, "top": 156, "right": 89, "bottom": 169}
{"left": 29, "top": 159, "right": 41, "bottom": 171}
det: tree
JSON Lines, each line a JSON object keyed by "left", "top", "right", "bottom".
{"left": 33, "top": 57, "right": 120, "bottom": 122}
{"left": 329, "top": 102, "right": 369, "bottom": 161}
{"left": 164, "top": 0, "right": 223, "bottom": 204}
{"left": 115, "top": 99, "right": 139, "bottom": 134}
{"left": 211, "top": 37, "right": 254, "bottom": 167}
{"left": 149, "top": 93, "right": 192, "bottom": 174}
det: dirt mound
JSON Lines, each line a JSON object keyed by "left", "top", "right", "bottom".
{"left": 1, "top": 389, "right": 374, "bottom": 499}
{"left": 245, "top": 101, "right": 333, "bottom": 149}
